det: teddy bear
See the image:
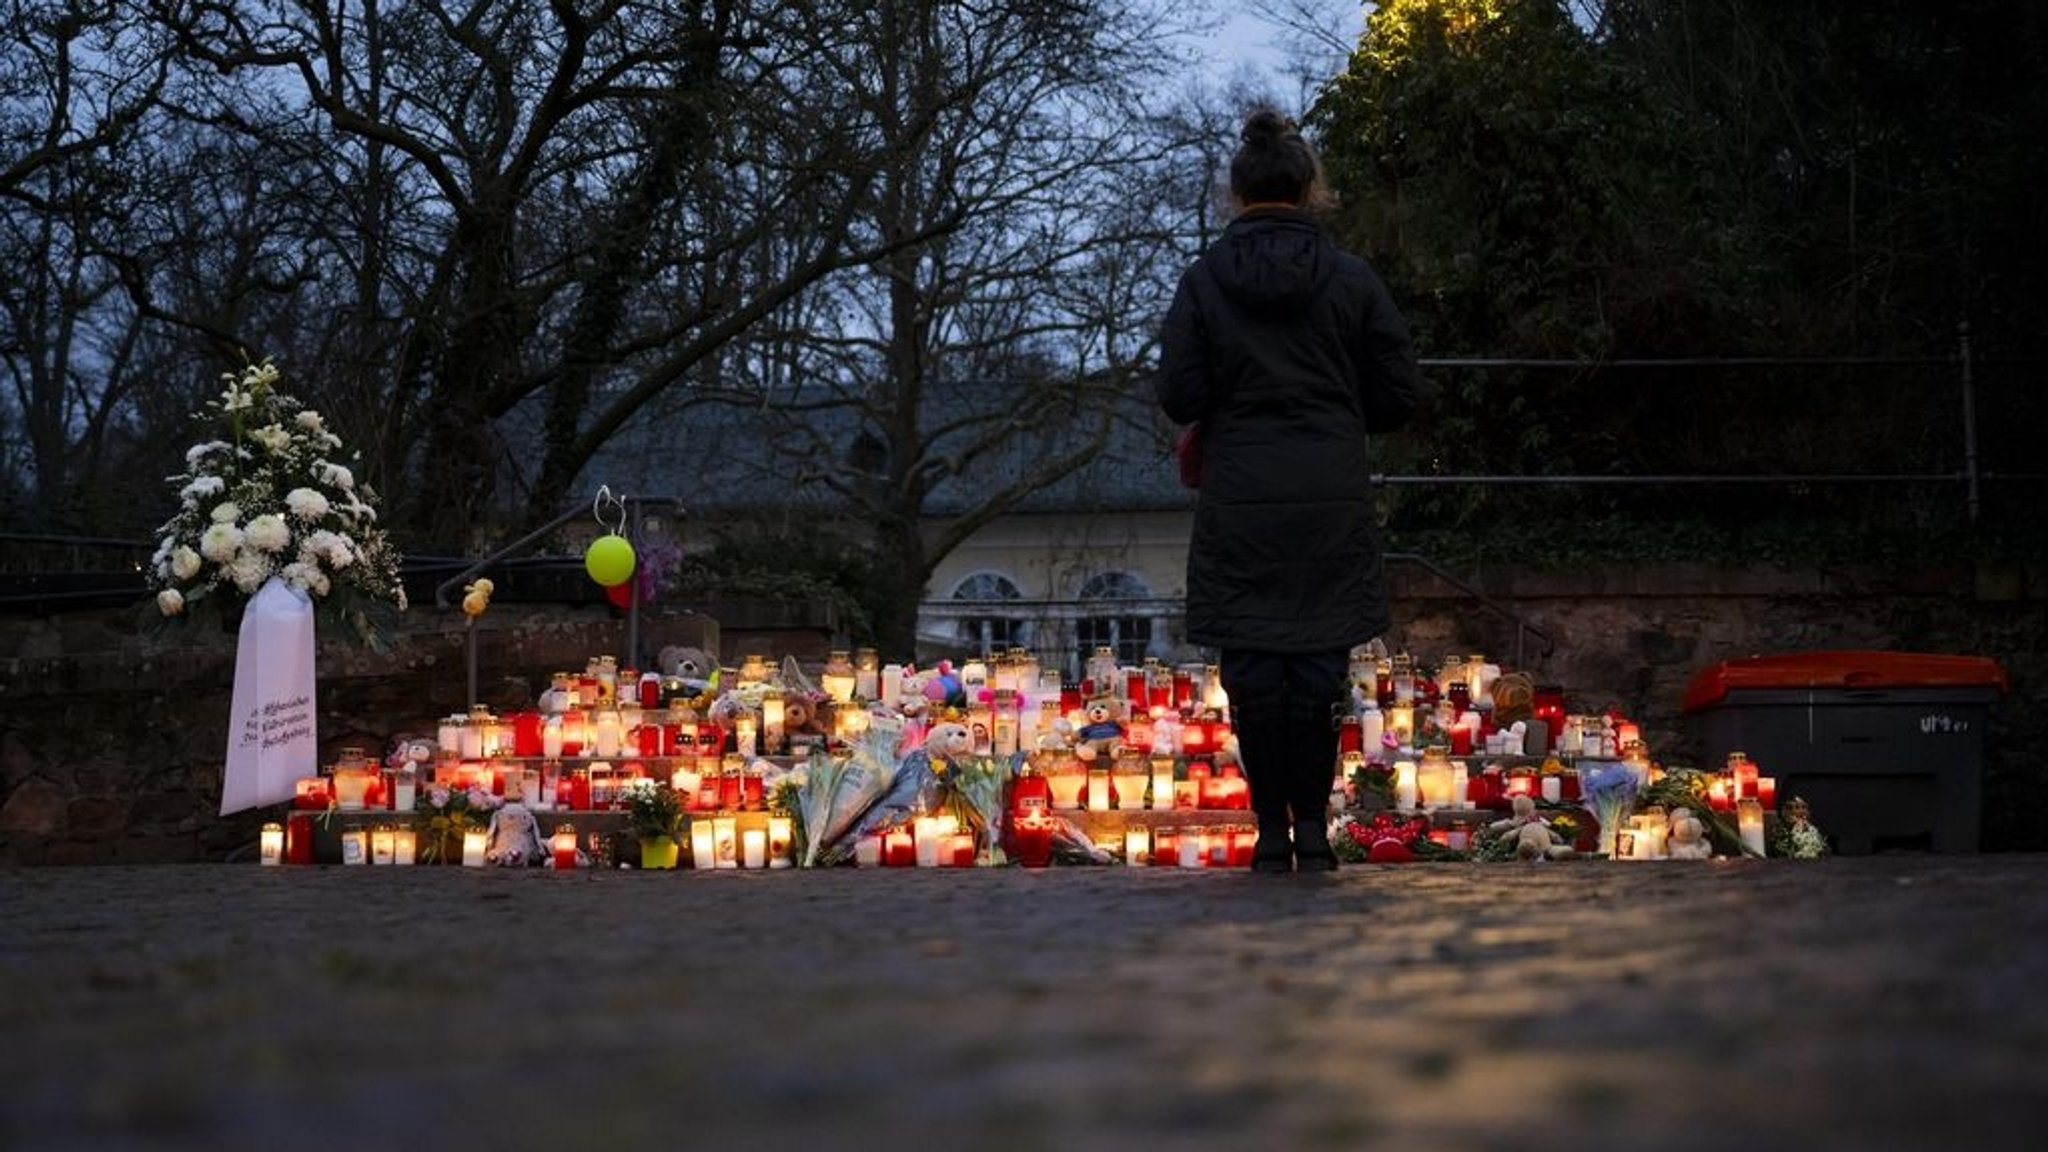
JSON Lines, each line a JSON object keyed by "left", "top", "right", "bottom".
{"left": 658, "top": 644, "right": 717, "bottom": 693}
{"left": 1072, "top": 696, "right": 1126, "bottom": 763}
{"left": 485, "top": 800, "right": 545, "bottom": 866}
{"left": 1666, "top": 807, "right": 1713, "bottom": 859}
{"left": 1488, "top": 793, "right": 1573, "bottom": 860}
{"left": 923, "top": 721, "right": 974, "bottom": 766}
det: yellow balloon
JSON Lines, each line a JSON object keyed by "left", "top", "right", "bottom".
{"left": 584, "top": 533, "right": 636, "bottom": 587}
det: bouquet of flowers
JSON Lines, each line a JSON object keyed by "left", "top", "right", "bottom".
{"left": 414, "top": 784, "right": 503, "bottom": 864}
{"left": 147, "top": 358, "right": 405, "bottom": 649}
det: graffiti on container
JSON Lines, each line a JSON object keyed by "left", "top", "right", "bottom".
{"left": 1918, "top": 714, "right": 1971, "bottom": 735}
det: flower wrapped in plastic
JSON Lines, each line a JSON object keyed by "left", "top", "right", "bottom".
{"left": 795, "top": 725, "right": 901, "bottom": 867}
{"left": 940, "top": 747, "right": 1017, "bottom": 866}
{"left": 147, "top": 358, "right": 405, "bottom": 649}
{"left": 1579, "top": 760, "right": 1640, "bottom": 858}
{"left": 821, "top": 722, "right": 961, "bottom": 863}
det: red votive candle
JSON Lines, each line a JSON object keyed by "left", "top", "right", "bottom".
{"left": 883, "top": 828, "right": 916, "bottom": 867}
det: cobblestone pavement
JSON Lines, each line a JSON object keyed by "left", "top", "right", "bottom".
{"left": 3, "top": 856, "right": 2046, "bottom": 1152}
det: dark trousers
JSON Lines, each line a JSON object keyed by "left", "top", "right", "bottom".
{"left": 1218, "top": 647, "right": 1349, "bottom": 825}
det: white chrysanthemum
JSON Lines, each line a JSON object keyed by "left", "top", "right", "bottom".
{"left": 185, "top": 440, "right": 230, "bottom": 466}
{"left": 199, "top": 522, "right": 245, "bottom": 563}
{"left": 285, "top": 487, "right": 330, "bottom": 519}
{"left": 179, "top": 475, "right": 225, "bottom": 504}
{"left": 171, "top": 546, "right": 203, "bottom": 581}
{"left": 281, "top": 560, "right": 331, "bottom": 598}
{"left": 210, "top": 501, "right": 240, "bottom": 523}
{"left": 245, "top": 513, "right": 292, "bottom": 554}
{"left": 306, "top": 529, "right": 355, "bottom": 569}
{"left": 157, "top": 588, "right": 185, "bottom": 616}
{"left": 228, "top": 550, "right": 272, "bottom": 593}
{"left": 318, "top": 462, "right": 355, "bottom": 491}
{"left": 249, "top": 424, "right": 292, "bottom": 454}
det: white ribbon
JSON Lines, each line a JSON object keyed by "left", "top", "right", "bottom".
{"left": 220, "top": 576, "right": 319, "bottom": 815}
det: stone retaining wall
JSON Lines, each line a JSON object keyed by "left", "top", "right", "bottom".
{"left": 2, "top": 562, "right": 2041, "bottom": 862}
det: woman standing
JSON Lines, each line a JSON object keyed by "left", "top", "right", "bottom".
{"left": 1157, "top": 106, "right": 1424, "bottom": 872}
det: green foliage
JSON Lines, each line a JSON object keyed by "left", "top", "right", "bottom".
{"left": 665, "top": 525, "right": 880, "bottom": 643}
{"left": 1316, "top": 0, "right": 2048, "bottom": 543}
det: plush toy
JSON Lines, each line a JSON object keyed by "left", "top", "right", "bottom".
{"left": 1490, "top": 672, "right": 1536, "bottom": 725}
{"left": 1072, "top": 696, "right": 1125, "bottom": 763}
{"left": 1514, "top": 820, "right": 1572, "bottom": 861}
{"left": 659, "top": 645, "right": 717, "bottom": 693}
{"left": 1667, "top": 807, "right": 1713, "bottom": 859}
{"left": 485, "top": 801, "right": 545, "bottom": 866}
{"left": 923, "top": 721, "right": 973, "bottom": 765}
{"left": 1488, "top": 794, "right": 1573, "bottom": 860}
{"left": 460, "top": 577, "right": 494, "bottom": 618}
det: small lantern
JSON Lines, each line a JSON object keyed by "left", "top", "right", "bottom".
{"left": 768, "top": 815, "right": 794, "bottom": 868}
{"left": 820, "top": 650, "right": 856, "bottom": 704}
{"left": 461, "top": 827, "right": 488, "bottom": 867}
{"left": 1124, "top": 827, "right": 1151, "bottom": 866}
{"left": 913, "top": 814, "right": 942, "bottom": 867}
{"left": 854, "top": 647, "right": 880, "bottom": 701}
{"left": 1737, "top": 798, "right": 1767, "bottom": 856}
{"left": 712, "top": 816, "right": 739, "bottom": 869}
{"left": 1150, "top": 756, "right": 1177, "bottom": 811}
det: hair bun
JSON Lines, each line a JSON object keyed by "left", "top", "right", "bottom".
{"left": 1239, "top": 107, "right": 1296, "bottom": 145}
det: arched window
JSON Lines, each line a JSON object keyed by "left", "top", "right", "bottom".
{"left": 950, "top": 571, "right": 1025, "bottom": 656}
{"left": 1075, "top": 571, "right": 1151, "bottom": 666}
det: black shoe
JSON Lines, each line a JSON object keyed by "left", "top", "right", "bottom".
{"left": 1293, "top": 817, "right": 1338, "bottom": 872}
{"left": 1251, "top": 816, "right": 1293, "bottom": 873}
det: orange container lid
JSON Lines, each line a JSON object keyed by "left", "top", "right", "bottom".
{"left": 1682, "top": 649, "right": 2009, "bottom": 712}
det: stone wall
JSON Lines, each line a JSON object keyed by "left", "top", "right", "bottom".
{"left": 2, "top": 562, "right": 2040, "bottom": 863}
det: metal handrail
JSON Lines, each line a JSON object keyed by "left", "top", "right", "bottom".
{"left": 1382, "top": 552, "right": 1556, "bottom": 669}
{"left": 430, "top": 494, "right": 684, "bottom": 706}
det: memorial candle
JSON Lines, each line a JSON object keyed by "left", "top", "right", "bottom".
{"left": 461, "top": 828, "right": 488, "bottom": 867}
{"left": 713, "top": 816, "right": 739, "bottom": 870}
{"left": 392, "top": 827, "right": 416, "bottom": 865}
{"left": 768, "top": 816, "right": 793, "bottom": 868}
{"left": 690, "top": 821, "right": 716, "bottom": 870}
{"left": 1124, "top": 827, "right": 1151, "bottom": 866}
{"left": 1737, "top": 798, "right": 1766, "bottom": 856}
{"left": 946, "top": 833, "right": 976, "bottom": 868}
{"left": 741, "top": 828, "right": 767, "bottom": 869}
{"left": 259, "top": 822, "right": 284, "bottom": 866}
{"left": 552, "top": 824, "right": 579, "bottom": 869}
{"left": 1086, "top": 768, "right": 1111, "bottom": 812}
{"left": 1150, "top": 757, "right": 1177, "bottom": 811}
{"left": 1757, "top": 776, "right": 1778, "bottom": 810}
{"left": 883, "top": 826, "right": 916, "bottom": 867}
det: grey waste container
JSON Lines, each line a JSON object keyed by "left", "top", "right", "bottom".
{"left": 1682, "top": 650, "right": 2007, "bottom": 853}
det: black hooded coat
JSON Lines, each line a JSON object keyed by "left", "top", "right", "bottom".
{"left": 1156, "top": 207, "right": 1423, "bottom": 654}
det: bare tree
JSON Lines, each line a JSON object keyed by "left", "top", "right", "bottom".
{"left": 693, "top": 0, "right": 1206, "bottom": 653}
